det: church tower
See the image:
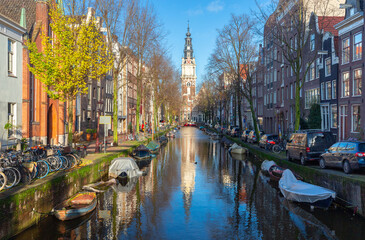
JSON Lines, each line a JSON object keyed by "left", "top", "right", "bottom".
{"left": 181, "top": 23, "right": 197, "bottom": 122}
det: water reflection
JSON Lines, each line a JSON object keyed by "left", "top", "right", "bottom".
{"left": 12, "top": 127, "right": 365, "bottom": 240}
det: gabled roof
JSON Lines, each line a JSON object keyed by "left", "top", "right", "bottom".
{"left": 0, "top": 0, "right": 36, "bottom": 33}
{"left": 318, "top": 16, "right": 345, "bottom": 36}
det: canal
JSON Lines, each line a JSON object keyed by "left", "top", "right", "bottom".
{"left": 12, "top": 127, "right": 365, "bottom": 240}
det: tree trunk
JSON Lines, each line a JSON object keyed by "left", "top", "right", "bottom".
{"left": 295, "top": 77, "right": 301, "bottom": 131}
{"left": 237, "top": 92, "right": 243, "bottom": 130}
{"left": 249, "top": 98, "right": 260, "bottom": 142}
{"left": 153, "top": 102, "right": 158, "bottom": 140}
{"left": 136, "top": 88, "right": 141, "bottom": 134}
{"left": 67, "top": 98, "right": 73, "bottom": 146}
{"left": 113, "top": 67, "right": 118, "bottom": 145}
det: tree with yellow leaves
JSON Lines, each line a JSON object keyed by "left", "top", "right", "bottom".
{"left": 27, "top": 2, "right": 112, "bottom": 145}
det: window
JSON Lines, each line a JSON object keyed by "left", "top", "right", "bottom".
{"left": 342, "top": 72, "right": 350, "bottom": 97}
{"left": 310, "top": 34, "right": 315, "bottom": 51}
{"left": 321, "top": 82, "right": 325, "bottom": 100}
{"left": 304, "top": 88, "right": 319, "bottom": 109}
{"left": 8, "top": 103, "right": 16, "bottom": 137}
{"left": 310, "top": 62, "right": 315, "bottom": 80}
{"left": 331, "top": 105, "right": 337, "bottom": 128}
{"left": 353, "top": 69, "right": 362, "bottom": 96}
{"left": 353, "top": 32, "right": 362, "bottom": 61}
{"left": 8, "top": 39, "right": 14, "bottom": 74}
{"left": 332, "top": 80, "right": 336, "bottom": 99}
{"left": 321, "top": 105, "right": 329, "bottom": 130}
{"left": 290, "top": 83, "right": 293, "bottom": 99}
{"left": 352, "top": 105, "right": 361, "bottom": 133}
{"left": 325, "top": 58, "right": 331, "bottom": 76}
{"left": 326, "top": 81, "right": 332, "bottom": 100}
{"left": 281, "top": 87, "right": 284, "bottom": 104}
{"left": 342, "top": 38, "right": 350, "bottom": 64}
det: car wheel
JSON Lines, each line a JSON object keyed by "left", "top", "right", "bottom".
{"left": 343, "top": 160, "right": 352, "bottom": 174}
{"left": 286, "top": 151, "right": 291, "bottom": 161}
{"left": 319, "top": 158, "right": 326, "bottom": 169}
{"left": 300, "top": 154, "right": 306, "bottom": 165}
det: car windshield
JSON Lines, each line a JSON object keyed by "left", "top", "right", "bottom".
{"left": 359, "top": 143, "right": 365, "bottom": 152}
{"left": 308, "top": 132, "right": 334, "bottom": 148}
{"left": 268, "top": 135, "right": 278, "bottom": 140}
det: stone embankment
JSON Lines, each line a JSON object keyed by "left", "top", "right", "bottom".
{"left": 0, "top": 132, "right": 165, "bottom": 240}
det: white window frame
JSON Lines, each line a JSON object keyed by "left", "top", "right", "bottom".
{"left": 332, "top": 80, "right": 336, "bottom": 99}
{"left": 351, "top": 105, "right": 361, "bottom": 133}
{"left": 342, "top": 38, "right": 350, "bottom": 64}
{"left": 326, "top": 81, "right": 332, "bottom": 100}
{"left": 353, "top": 68, "right": 362, "bottom": 96}
{"left": 331, "top": 104, "right": 337, "bottom": 128}
{"left": 310, "top": 34, "right": 315, "bottom": 51}
{"left": 8, "top": 39, "right": 15, "bottom": 75}
{"left": 325, "top": 58, "right": 331, "bottom": 76}
{"left": 353, "top": 32, "right": 362, "bottom": 61}
{"left": 342, "top": 72, "right": 350, "bottom": 97}
{"left": 321, "top": 82, "right": 325, "bottom": 100}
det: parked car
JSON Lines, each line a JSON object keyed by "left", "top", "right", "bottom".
{"left": 231, "top": 127, "right": 241, "bottom": 137}
{"left": 241, "top": 130, "right": 251, "bottom": 142}
{"left": 320, "top": 141, "right": 365, "bottom": 174}
{"left": 286, "top": 131, "right": 336, "bottom": 165}
{"left": 259, "top": 134, "right": 279, "bottom": 150}
{"left": 247, "top": 130, "right": 264, "bottom": 143}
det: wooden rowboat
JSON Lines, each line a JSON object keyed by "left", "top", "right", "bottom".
{"left": 268, "top": 165, "right": 303, "bottom": 182}
{"left": 53, "top": 192, "right": 97, "bottom": 221}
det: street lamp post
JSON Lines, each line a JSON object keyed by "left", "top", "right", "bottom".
{"left": 95, "top": 101, "right": 104, "bottom": 153}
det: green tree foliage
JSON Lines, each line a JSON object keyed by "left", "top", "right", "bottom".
{"left": 27, "top": 3, "right": 112, "bottom": 145}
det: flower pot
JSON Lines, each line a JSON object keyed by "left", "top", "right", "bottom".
{"left": 86, "top": 133, "right": 91, "bottom": 141}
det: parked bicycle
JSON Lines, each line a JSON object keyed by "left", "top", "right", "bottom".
{"left": 272, "top": 140, "right": 287, "bottom": 154}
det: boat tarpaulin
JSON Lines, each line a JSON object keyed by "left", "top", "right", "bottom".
{"left": 146, "top": 141, "right": 159, "bottom": 150}
{"left": 279, "top": 169, "right": 336, "bottom": 203}
{"left": 109, "top": 157, "right": 143, "bottom": 178}
{"left": 261, "top": 160, "right": 276, "bottom": 172}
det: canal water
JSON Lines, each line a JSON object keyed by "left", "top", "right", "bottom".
{"left": 13, "top": 127, "right": 365, "bottom": 240}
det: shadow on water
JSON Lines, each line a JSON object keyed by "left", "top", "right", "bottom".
{"left": 12, "top": 127, "right": 365, "bottom": 240}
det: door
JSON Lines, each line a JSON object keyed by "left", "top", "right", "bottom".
{"left": 325, "top": 142, "right": 339, "bottom": 167}
{"left": 336, "top": 142, "right": 348, "bottom": 168}
{"left": 339, "top": 105, "right": 348, "bottom": 140}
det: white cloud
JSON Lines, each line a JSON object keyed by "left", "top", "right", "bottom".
{"left": 187, "top": 8, "right": 204, "bottom": 16}
{"left": 207, "top": 0, "right": 224, "bottom": 13}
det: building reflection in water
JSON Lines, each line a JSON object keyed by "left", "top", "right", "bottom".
{"left": 180, "top": 134, "right": 196, "bottom": 220}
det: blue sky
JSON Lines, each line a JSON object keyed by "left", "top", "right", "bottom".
{"left": 152, "top": 0, "right": 266, "bottom": 87}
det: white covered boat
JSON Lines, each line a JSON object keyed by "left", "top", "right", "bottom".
{"left": 108, "top": 157, "right": 144, "bottom": 179}
{"left": 229, "top": 143, "right": 248, "bottom": 155}
{"left": 261, "top": 160, "right": 276, "bottom": 172}
{"left": 279, "top": 169, "right": 336, "bottom": 209}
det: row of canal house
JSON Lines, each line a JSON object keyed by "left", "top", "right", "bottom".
{"left": 252, "top": 0, "right": 365, "bottom": 141}
{"left": 0, "top": 0, "right": 141, "bottom": 149}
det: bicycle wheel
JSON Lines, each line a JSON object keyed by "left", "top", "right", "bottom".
{"left": 12, "top": 167, "right": 21, "bottom": 185}
{"left": 47, "top": 156, "right": 62, "bottom": 171}
{"left": 65, "top": 154, "right": 77, "bottom": 169}
{"left": 59, "top": 156, "right": 68, "bottom": 170}
{"left": 36, "top": 160, "right": 50, "bottom": 179}
{"left": 272, "top": 144, "right": 282, "bottom": 154}
{"left": 72, "top": 152, "right": 83, "bottom": 165}
{"left": 0, "top": 171, "right": 7, "bottom": 191}
{"left": 3, "top": 168, "right": 17, "bottom": 188}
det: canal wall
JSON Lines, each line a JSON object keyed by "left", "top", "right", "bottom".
{"left": 0, "top": 132, "right": 167, "bottom": 240}
{"left": 227, "top": 136, "right": 365, "bottom": 218}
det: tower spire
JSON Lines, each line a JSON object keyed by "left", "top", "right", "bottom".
{"left": 184, "top": 22, "right": 193, "bottom": 59}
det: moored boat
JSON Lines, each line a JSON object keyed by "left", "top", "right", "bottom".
{"left": 146, "top": 140, "right": 160, "bottom": 153}
{"left": 53, "top": 192, "right": 97, "bottom": 221}
{"left": 131, "top": 145, "right": 151, "bottom": 161}
{"left": 108, "top": 157, "right": 143, "bottom": 179}
{"left": 279, "top": 169, "right": 336, "bottom": 209}
{"left": 166, "top": 131, "right": 175, "bottom": 138}
{"left": 229, "top": 143, "right": 248, "bottom": 155}
{"left": 268, "top": 165, "right": 303, "bottom": 182}
{"left": 159, "top": 136, "right": 168, "bottom": 145}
